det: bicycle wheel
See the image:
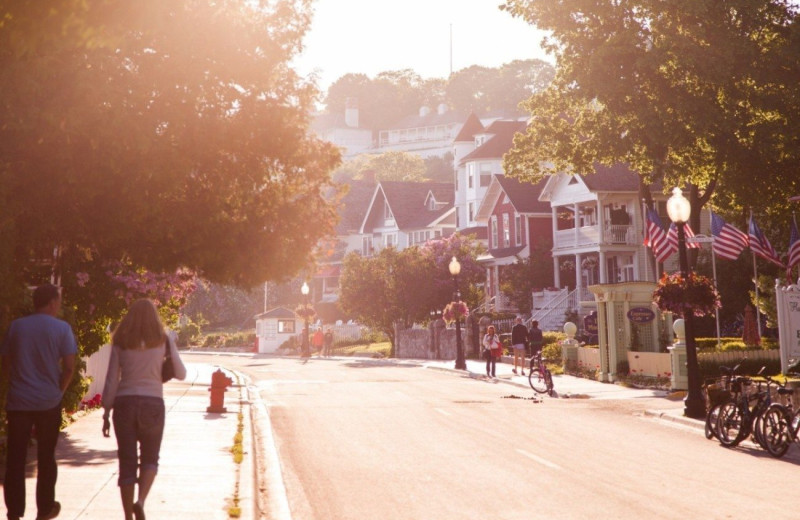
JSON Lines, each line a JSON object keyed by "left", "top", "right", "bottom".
{"left": 762, "top": 405, "right": 792, "bottom": 458}
{"left": 545, "top": 370, "right": 554, "bottom": 396}
{"left": 705, "top": 403, "right": 724, "bottom": 440}
{"left": 716, "top": 401, "right": 747, "bottom": 447}
{"left": 529, "top": 368, "right": 549, "bottom": 393}
{"left": 753, "top": 407, "right": 769, "bottom": 449}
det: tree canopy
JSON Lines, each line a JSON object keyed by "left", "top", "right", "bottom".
{"left": 323, "top": 60, "right": 556, "bottom": 132}
{"left": 338, "top": 234, "right": 486, "bottom": 355}
{"left": 501, "top": 0, "right": 800, "bottom": 228}
{"left": 0, "top": 0, "right": 340, "bottom": 302}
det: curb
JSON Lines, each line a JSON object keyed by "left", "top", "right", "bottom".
{"left": 642, "top": 409, "right": 705, "bottom": 431}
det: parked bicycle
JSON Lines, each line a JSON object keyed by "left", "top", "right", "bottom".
{"left": 757, "top": 363, "right": 800, "bottom": 458}
{"left": 704, "top": 362, "right": 741, "bottom": 441}
{"left": 528, "top": 351, "right": 554, "bottom": 396}
{"left": 714, "top": 367, "right": 786, "bottom": 450}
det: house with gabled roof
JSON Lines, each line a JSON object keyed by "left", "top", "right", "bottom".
{"left": 453, "top": 119, "right": 527, "bottom": 238}
{"left": 474, "top": 174, "right": 553, "bottom": 311}
{"left": 313, "top": 178, "right": 376, "bottom": 301}
{"left": 359, "top": 181, "right": 456, "bottom": 254}
{"left": 531, "top": 164, "right": 709, "bottom": 330}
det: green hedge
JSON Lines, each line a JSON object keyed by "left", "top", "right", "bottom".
{"left": 698, "top": 357, "right": 782, "bottom": 381}
{"left": 695, "top": 337, "right": 779, "bottom": 352}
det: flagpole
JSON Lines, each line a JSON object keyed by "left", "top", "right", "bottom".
{"left": 642, "top": 199, "right": 657, "bottom": 281}
{"left": 709, "top": 211, "right": 721, "bottom": 349}
{"left": 750, "top": 210, "right": 763, "bottom": 339}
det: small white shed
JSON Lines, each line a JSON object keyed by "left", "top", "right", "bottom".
{"left": 255, "top": 307, "right": 298, "bottom": 354}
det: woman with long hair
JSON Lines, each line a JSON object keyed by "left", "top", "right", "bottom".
{"left": 482, "top": 325, "right": 501, "bottom": 378}
{"left": 102, "top": 299, "right": 187, "bottom": 520}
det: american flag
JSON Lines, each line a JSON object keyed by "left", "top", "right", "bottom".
{"left": 788, "top": 218, "right": 800, "bottom": 276}
{"left": 710, "top": 212, "right": 749, "bottom": 261}
{"left": 749, "top": 216, "right": 785, "bottom": 268}
{"left": 666, "top": 221, "right": 701, "bottom": 252}
{"left": 644, "top": 208, "right": 675, "bottom": 263}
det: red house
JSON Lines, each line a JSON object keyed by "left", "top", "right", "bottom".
{"left": 474, "top": 174, "right": 552, "bottom": 312}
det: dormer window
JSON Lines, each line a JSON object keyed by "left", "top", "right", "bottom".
{"left": 429, "top": 198, "right": 436, "bottom": 210}
{"left": 384, "top": 203, "right": 394, "bottom": 221}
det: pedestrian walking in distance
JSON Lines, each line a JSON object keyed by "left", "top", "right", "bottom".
{"left": 102, "top": 299, "right": 187, "bottom": 520}
{"left": 1, "top": 283, "right": 77, "bottom": 520}
{"left": 511, "top": 317, "right": 528, "bottom": 376}
{"left": 482, "top": 325, "right": 501, "bottom": 378}
{"left": 323, "top": 328, "right": 334, "bottom": 357}
{"left": 312, "top": 327, "right": 324, "bottom": 357}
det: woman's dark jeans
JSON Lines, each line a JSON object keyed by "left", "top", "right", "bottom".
{"left": 4, "top": 405, "right": 62, "bottom": 519}
{"left": 485, "top": 353, "right": 496, "bottom": 377}
{"left": 112, "top": 396, "right": 165, "bottom": 486}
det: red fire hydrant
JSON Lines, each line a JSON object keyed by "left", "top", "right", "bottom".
{"left": 208, "top": 369, "right": 233, "bottom": 413}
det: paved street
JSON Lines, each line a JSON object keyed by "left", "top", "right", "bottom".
{"left": 191, "top": 354, "right": 800, "bottom": 520}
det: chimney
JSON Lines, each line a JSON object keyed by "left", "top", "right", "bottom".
{"left": 345, "top": 97, "right": 359, "bottom": 128}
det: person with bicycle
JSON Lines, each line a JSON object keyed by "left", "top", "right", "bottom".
{"left": 482, "top": 325, "right": 501, "bottom": 378}
{"left": 528, "top": 320, "right": 544, "bottom": 368}
{"left": 511, "top": 317, "right": 528, "bottom": 376}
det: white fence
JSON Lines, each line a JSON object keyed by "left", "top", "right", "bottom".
{"left": 84, "top": 343, "right": 111, "bottom": 400}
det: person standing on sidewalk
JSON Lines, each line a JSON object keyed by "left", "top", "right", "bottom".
{"left": 102, "top": 299, "right": 187, "bottom": 520}
{"left": 1, "top": 283, "right": 77, "bottom": 520}
{"left": 311, "top": 327, "right": 324, "bottom": 357}
{"left": 482, "top": 325, "right": 501, "bottom": 378}
{"left": 528, "top": 320, "right": 544, "bottom": 367}
{"left": 511, "top": 317, "right": 528, "bottom": 376}
{"left": 323, "top": 328, "right": 334, "bottom": 357}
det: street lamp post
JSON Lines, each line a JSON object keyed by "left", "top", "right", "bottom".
{"left": 301, "top": 281, "right": 310, "bottom": 358}
{"left": 666, "top": 187, "right": 705, "bottom": 419}
{"left": 449, "top": 256, "right": 467, "bottom": 370}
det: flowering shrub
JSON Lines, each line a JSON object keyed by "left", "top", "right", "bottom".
{"left": 442, "top": 301, "right": 469, "bottom": 324}
{"left": 653, "top": 271, "right": 721, "bottom": 318}
{"left": 80, "top": 393, "right": 102, "bottom": 411}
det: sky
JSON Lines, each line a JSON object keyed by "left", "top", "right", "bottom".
{"left": 293, "top": 0, "right": 552, "bottom": 92}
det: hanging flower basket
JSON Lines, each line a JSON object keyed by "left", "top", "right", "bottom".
{"left": 442, "top": 301, "right": 469, "bottom": 324}
{"left": 559, "top": 259, "right": 575, "bottom": 272}
{"left": 653, "top": 272, "right": 721, "bottom": 318}
{"left": 294, "top": 304, "right": 316, "bottom": 320}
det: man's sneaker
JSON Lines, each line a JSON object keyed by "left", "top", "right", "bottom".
{"left": 36, "top": 501, "right": 61, "bottom": 520}
{"left": 512, "top": 369, "right": 517, "bottom": 374}
{"left": 521, "top": 371, "right": 526, "bottom": 376}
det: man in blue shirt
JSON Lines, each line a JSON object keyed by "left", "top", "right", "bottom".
{"left": 1, "top": 284, "right": 77, "bottom": 520}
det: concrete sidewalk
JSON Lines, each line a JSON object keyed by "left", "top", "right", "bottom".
{"left": 3, "top": 362, "right": 253, "bottom": 520}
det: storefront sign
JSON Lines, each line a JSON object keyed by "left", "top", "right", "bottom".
{"left": 626, "top": 307, "right": 655, "bottom": 323}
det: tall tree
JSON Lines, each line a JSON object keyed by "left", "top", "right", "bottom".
{"left": 338, "top": 234, "right": 486, "bottom": 356}
{"left": 499, "top": 244, "right": 555, "bottom": 314}
{"left": 502, "top": 0, "right": 800, "bottom": 233}
{"left": 333, "top": 151, "right": 428, "bottom": 182}
{"left": 0, "top": 0, "right": 340, "bottom": 298}
{"left": 446, "top": 59, "right": 555, "bottom": 115}
{"left": 324, "top": 69, "right": 426, "bottom": 131}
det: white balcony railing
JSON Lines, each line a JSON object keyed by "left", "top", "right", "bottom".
{"left": 554, "top": 224, "right": 635, "bottom": 249}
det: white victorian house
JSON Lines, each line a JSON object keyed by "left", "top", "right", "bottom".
{"left": 532, "top": 165, "right": 710, "bottom": 330}
{"left": 359, "top": 181, "right": 456, "bottom": 254}
{"left": 453, "top": 117, "right": 527, "bottom": 237}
